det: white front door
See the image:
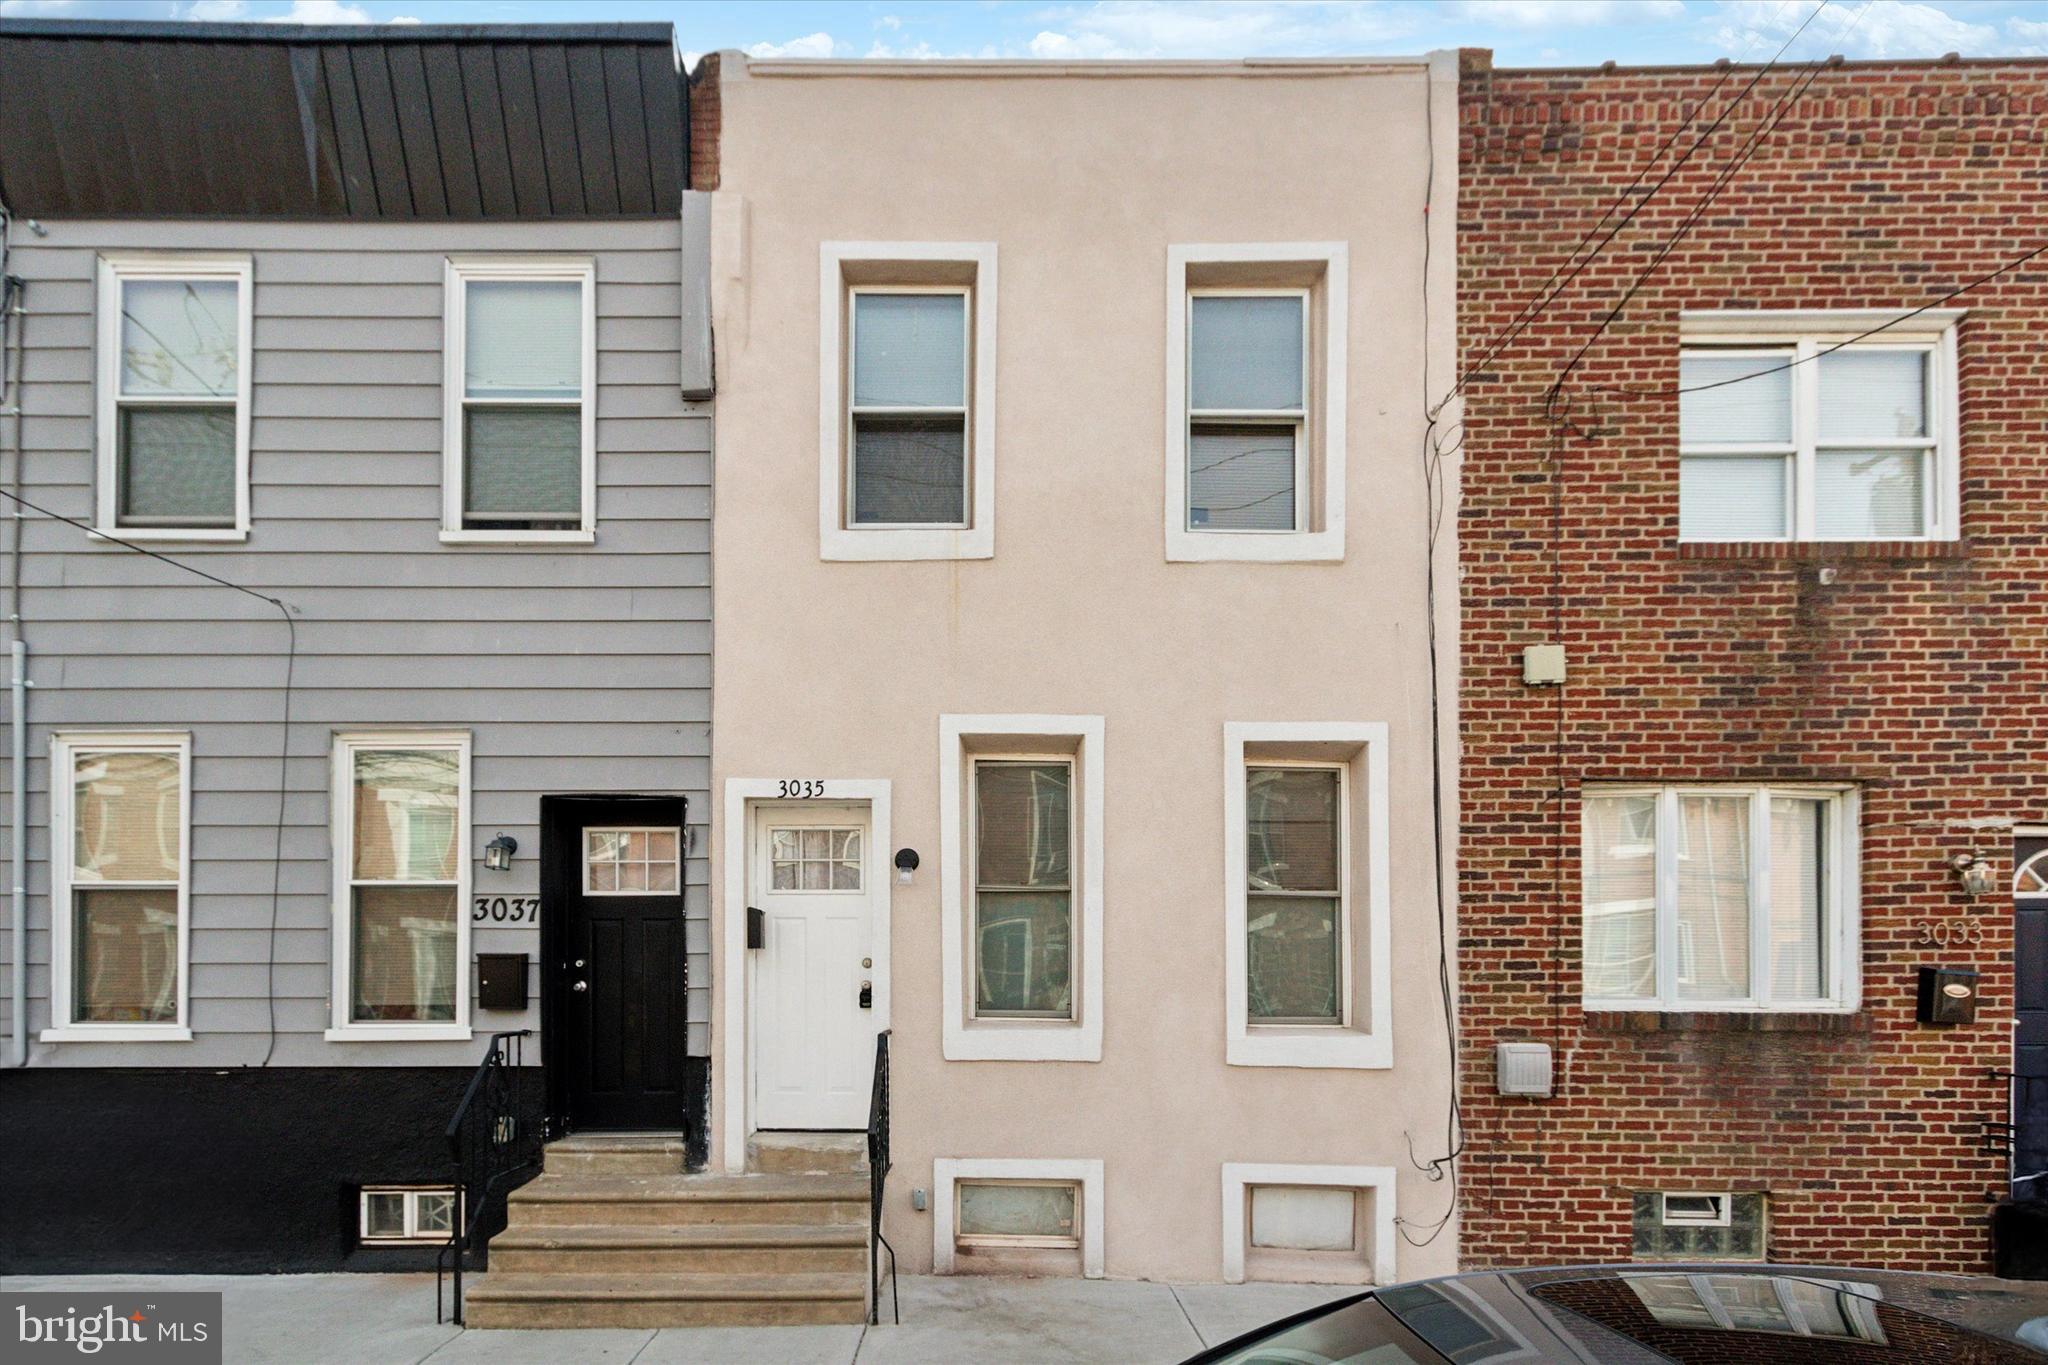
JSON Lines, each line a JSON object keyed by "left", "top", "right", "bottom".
{"left": 751, "top": 803, "right": 876, "bottom": 1130}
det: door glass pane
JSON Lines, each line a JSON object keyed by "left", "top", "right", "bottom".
{"left": 120, "top": 278, "right": 238, "bottom": 397}
{"left": 1814, "top": 448, "right": 1925, "bottom": 538}
{"left": 1582, "top": 794, "right": 1656, "bottom": 999}
{"left": 1677, "top": 794, "right": 1751, "bottom": 1001}
{"left": 958, "top": 1182, "right": 1077, "bottom": 1242}
{"left": 976, "top": 891, "right": 1071, "bottom": 1017}
{"left": 352, "top": 750, "right": 460, "bottom": 881}
{"left": 464, "top": 407, "right": 582, "bottom": 521}
{"left": 1189, "top": 425, "right": 1296, "bottom": 531}
{"left": 73, "top": 750, "right": 181, "bottom": 882}
{"left": 465, "top": 280, "right": 582, "bottom": 399}
{"left": 1190, "top": 295, "right": 1304, "bottom": 412}
{"left": 1679, "top": 352, "right": 1792, "bottom": 443}
{"left": 853, "top": 292, "right": 966, "bottom": 408}
{"left": 363, "top": 1192, "right": 407, "bottom": 1239}
{"left": 1818, "top": 349, "right": 1926, "bottom": 440}
{"left": 73, "top": 888, "right": 179, "bottom": 1023}
{"left": 1769, "top": 798, "right": 1827, "bottom": 1001}
{"left": 769, "top": 827, "right": 862, "bottom": 892}
{"left": 1679, "top": 456, "right": 1787, "bottom": 539}
{"left": 351, "top": 885, "right": 457, "bottom": 1022}
{"left": 851, "top": 415, "right": 965, "bottom": 524}
{"left": 1248, "top": 895, "right": 1340, "bottom": 1023}
{"left": 585, "top": 827, "right": 682, "bottom": 895}
{"left": 119, "top": 407, "right": 236, "bottom": 525}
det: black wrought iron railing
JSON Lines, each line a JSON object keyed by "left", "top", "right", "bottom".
{"left": 437, "top": 1029, "right": 540, "bottom": 1326}
{"left": 867, "top": 1028, "right": 899, "bottom": 1326}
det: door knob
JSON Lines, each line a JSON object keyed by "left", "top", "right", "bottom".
{"left": 571, "top": 980, "right": 588, "bottom": 993}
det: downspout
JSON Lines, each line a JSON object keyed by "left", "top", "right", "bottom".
{"left": 1, "top": 205, "right": 27, "bottom": 1067}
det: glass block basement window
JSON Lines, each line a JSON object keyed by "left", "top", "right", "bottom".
{"left": 1632, "top": 1191, "right": 1766, "bottom": 1260}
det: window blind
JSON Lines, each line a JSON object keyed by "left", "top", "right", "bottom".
{"left": 1814, "top": 448, "right": 1923, "bottom": 538}
{"left": 851, "top": 416, "right": 965, "bottom": 524}
{"left": 1189, "top": 426, "right": 1297, "bottom": 531}
{"left": 464, "top": 281, "right": 582, "bottom": 398}
{"left": 1678, "top": 455, "right": 1787, "bottom": 540}
{"left": 853, "top": 293, "right": 965, "bottom": 408}
{"left": 119, "top": 407, "right": 236, "bottom": 525}
{"left": 1679, "top": 353, "right": 1791, "bottom": 444}
{"left": 463, "top": 408, "right": 583, "bottom": 520}
{"left": 1818, "top": 350, "right": 1926, "bottom": 440}
{"left": 1190, "top": 295, "right": 1303, "bottom": 412}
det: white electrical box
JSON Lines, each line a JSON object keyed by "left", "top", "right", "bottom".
{"left": 1522, "top": 644, "right": 1567, "bottom": 686}
{"left": 1496, "top": 1041, "right": 1553, "bottom": 1097}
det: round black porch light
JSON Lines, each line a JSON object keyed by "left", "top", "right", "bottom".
{"left": 894, "top": 847, "right": 920, "bottom": 885}
{"left": 484, "top": 833, "right": 518, "bottom": 872}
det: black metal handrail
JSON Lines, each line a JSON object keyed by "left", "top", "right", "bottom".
{"left": 437, "top": 1029, "right": 539, "bottom": 1326}
{"left": 867, "top": 1028, "right": 899, "bottom": 1326}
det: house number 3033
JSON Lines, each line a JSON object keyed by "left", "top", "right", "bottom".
{"left": 778, "top": 779, "right": 827, "bottom": 798}
{"left": 1915, "top": 918, "right": 1989, "bottom": 948}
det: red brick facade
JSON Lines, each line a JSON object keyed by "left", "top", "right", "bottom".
{"left": 1455, "top": 50, "right": 2048, "bottom": 1271}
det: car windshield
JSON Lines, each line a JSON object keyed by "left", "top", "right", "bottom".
{"left": 1206, "top": 1295, "right": 1442, "bottom": 1365}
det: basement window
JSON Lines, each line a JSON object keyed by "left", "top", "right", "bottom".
{"left": 1633, "top": 1191, "right": 1766, "bottom": 1261}
{"left": 956, "top": 1180, "right": 1081, "bottom": 1251}
{"left": 359, "top": 1186, "right": 460, "bottom": 1245}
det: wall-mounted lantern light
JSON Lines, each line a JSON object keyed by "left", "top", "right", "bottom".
{"left": 1950, "top": 851, "right": 1994, "bottom": 897}
{"left": 894, "top": 847, "right": 920, "bottom": 886}
{"left": 484, "top": 833, "right": 518, "bottom": 873}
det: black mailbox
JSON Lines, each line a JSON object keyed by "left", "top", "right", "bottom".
{"left": 1916, "top": 964, "right": 1978, "bottom": 1025}
{"left": 477, "top": 953, "right": 529, "bottom": 1011}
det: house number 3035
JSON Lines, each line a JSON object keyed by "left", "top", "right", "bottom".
{"left": 778, "top": 779, "right": 827, "bottom": 798}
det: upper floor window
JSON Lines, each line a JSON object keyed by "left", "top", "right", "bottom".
{"left": 442, "top": 258, "right": 595, "bottom": 544}
{"left": 44, "top": 732, "right": 192, "bottom": 1041}
{"left": 821, "top": 244, "right": 997, "bottom": 561}
{"left": 1168, "top": 245, "right": 1347, "bottom": 563}
{"left": 95, "top": 256, "right": 252, "bottom": 541}
{"left": 1582, "top": 784, "right": 1858, "bottom": 1012}
{"left": 1677, "top": 311, "right": 1960, "bottom": 543}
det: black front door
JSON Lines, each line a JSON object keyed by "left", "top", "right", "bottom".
{"left": 543, "top": 795, "right": 689, "bottom": 1132}
{"left": 2017, "top": 834, "right": 2048, "bottom": 1195}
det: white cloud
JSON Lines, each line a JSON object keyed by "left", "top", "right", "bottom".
{"left": 263, "top": 0, "right": 374, "bottom": 21}
{"left": 1026, "top": 0, "right": 1418, "bottom": 60}
{"left": 746, "top": 32, "right": 839, "bottom": 59}
{"left": 178, "top": 0, "right": 249, "bottom": 17}
{"left": 0, "top": 0, "right": 82, "bottom": 14}
{"left": 876, "top": 14, "right": 903, "bottom": 30}
{"left": 1708, "top": 0, "right": 2006, "bottom": 60}
{"left": 387, "top": 14, "right": 421, "bottom": 23}
{"left": 1449, "top": 0, "right": 1684, "bottom": 28}
{"left": 2008, "top": 16, "right": 2048, "bottom": 56}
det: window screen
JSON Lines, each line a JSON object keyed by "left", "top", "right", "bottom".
{"left": 850, "top": 292, "right": 969, "bottom": 526}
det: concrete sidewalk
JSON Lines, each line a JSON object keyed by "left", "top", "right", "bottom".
{"left": 1, "top": 1272, "right": 1354, "bottom": 1364}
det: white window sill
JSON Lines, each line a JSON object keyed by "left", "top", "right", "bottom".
{"left": 1582, "top": 999, "right": 1856, "bottom": 1015}
{"left": 944, "top": 1018, "right": 1102, "bottom": 1063}
{"left": 440, "top": 530, "right": 596, "bottom": 546}
{"left": 325, "top": 1024, "right": 475, "bottom": 1042}
{"left": 41, "top": 1025, "right": 193, "bottom": 1043}
{"left": 1228, "top": 1028, "right": 1390, "bottom": 1070}
{"left": 91, "top": 527, "right": 247, "bottom": 544}
{"left": 822, "top": 525, "right": 993, "bottom": 562}
{"left": 1168, "top": 528, "right": 1343, "bottom": 564}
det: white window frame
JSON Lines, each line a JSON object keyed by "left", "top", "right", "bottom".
{"left": 1221, "top": 1163, "right": 1396, "bottom": 1286}
{"left": 1660, "top": 1192, "right": 1732, "bottom": 1227}
{"left": 1184, "top": 286, "right": 1312, "bottom": 535}
{"left": 1166, "top": 244, "right": 1347, "bottom": 563}
{"left": 95, "top": 254, "right": 254, "bottom": 542}
{"left": 933, "top": 1158, "right": 1104, "bottom": 1278}
{"left": 820, "top": 243, "right": 997, "bottom": 561}
{"left": 1582, "top": 783, "right": 1860, "bottom": 1014}
{"left": 939, "top": 715, "right": 1104, "bottom": 1062}
{"left": 326, "top": 731, "right": 473, "bottom": 1042}
{"left": 846, "top": 285, "right": 972, "bottom": 531}
{"left": 42, "top": 731, "right": 194, "bottom": 1043}
{"left": 1678, "top": 309, "right": 1963, "bottom": 543}
{"left": 1223, "top": 723, "right": 1390, "bottom": 1069}
{"left": 441, "top": 256, "right": 598, "bottom": 545}
{"left": 358, "top": 1185, "right": 462, "bottom": 1246}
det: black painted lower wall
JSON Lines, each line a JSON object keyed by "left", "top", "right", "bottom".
{"left": 0, "top": 1067, "right": 539, "bottom": 1275}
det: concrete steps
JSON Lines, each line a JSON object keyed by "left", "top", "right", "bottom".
{"left": 464, "top": 1133, "right": 872, "bottom": 1329}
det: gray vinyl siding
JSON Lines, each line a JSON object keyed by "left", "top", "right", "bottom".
{"left": 0, "top": 216, "right": 710, "bottom": 1068}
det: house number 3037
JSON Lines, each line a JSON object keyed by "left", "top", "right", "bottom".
{"left": 472, "top": 897, "right": 539, "bottom": 923}
{"left": 778, "top": 779, "right": 827, "bottom": 798}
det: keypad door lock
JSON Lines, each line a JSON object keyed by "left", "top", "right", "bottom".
{"left": 858, "top": 981, "right": 873, "bottom": 1009}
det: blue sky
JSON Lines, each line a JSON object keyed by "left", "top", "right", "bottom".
{"left": 4, "top": 0, "right": 2047, "bottom": 68}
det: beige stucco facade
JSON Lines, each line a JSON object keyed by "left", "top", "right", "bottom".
{"left": 707, "top": 51, "right": 1461, "bottom": 1285}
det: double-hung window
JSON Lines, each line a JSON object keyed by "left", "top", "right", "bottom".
{"left": 1245, "top": 766, "right": 1344, "bottom": 1025}
{"left": 973, "top": 759, "right": 1074, "bottom": 1020}
{"left": 1677, "top": 312, "right": 1960, "bottom": 542}
{"left": 96, "top": 256, "right": 252, "bottom": 539}
{"left": 330, "top": 733, "right": 472, "bottom": 1039}
{"left": 1167, "top": 245, "right": 1347, "bottom": 562}
{"left": 849, "top": 290, "right": 970, "bottom": 528}
{"left": 1582, "top": 784, "right": 1857, "bottom": 1011}
{"left": 45, "top": 733, "right": 192, "bottom": 1041}
{"left": 1186, "top": 292, "right": 1308, "bottom": 533}
{"left": 443, "top": 259, "right": 595, "bottom": 542}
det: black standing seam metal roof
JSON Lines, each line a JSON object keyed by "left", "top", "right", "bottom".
{"left": 0, "top": 21, "right": 687, "bottom": 219}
